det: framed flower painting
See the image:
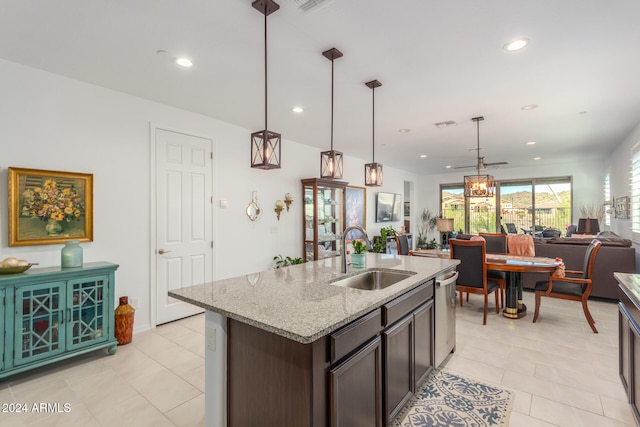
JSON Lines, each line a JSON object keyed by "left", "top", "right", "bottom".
{"left": 8, "top": 167, "right": 94, "bottom": 246}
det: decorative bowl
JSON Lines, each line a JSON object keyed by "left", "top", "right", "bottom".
{"left": 0, "top": 264, "right": 37, "bottom": 274}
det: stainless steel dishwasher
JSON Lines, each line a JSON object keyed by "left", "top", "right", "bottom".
{"left": 435, "top": 270, "right": 458, "bottom": 367}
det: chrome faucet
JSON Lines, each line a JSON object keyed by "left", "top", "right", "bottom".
{"left": 341, "top": 225, "right": 372, "bottom": 274}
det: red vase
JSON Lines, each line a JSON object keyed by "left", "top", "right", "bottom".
{"left": 114, "top": 296, "right": 135, "bottom": 345}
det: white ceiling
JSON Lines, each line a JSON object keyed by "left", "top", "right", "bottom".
{"left": 2, "top": 0, "right": 639, "bottom": 175}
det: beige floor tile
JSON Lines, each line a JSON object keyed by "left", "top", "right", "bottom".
{"left": 28, "top": 402, "right": 100, "bottom": 427}
{"left": 165, "top": 394, "right": 206, "bottom": 427}
{"left": 179, "top": 364, "right": 206, "bottom": 392}
{"left": 129, "top": 369, "right": 201, "bottom": 413}
{"left": 171, "top": 331, "right": 205, "bottom": 358}
{"left": 530, "top": 395, "right": 632, "bottom": 427}
{"left": 89, "top": 391, "right": 174, "bottom": 427}
{"left": 601, "top": 395, "right": 638, "bottom": 425}
{"left": 511, "top": 390, "right": 533, "bottom": 415}
{"left": 509, "top": 411, "right": 558, "bottom": 427}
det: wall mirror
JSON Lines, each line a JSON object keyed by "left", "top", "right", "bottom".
{"left": 246, "top": 191, "right": 262, "bottom": 221}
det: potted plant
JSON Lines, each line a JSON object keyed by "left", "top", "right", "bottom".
{"left": 351, "top": 240, "right": 367, "bottom": 268}
{"left": 416, "top": 209, "right": 438, "bottom": 249}
{"left": 371, "top": 226, "right": 397, "bottom": 253}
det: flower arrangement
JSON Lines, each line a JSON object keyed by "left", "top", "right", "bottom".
{"left": 21, "top": 179, "right": 84, "bottom": 222}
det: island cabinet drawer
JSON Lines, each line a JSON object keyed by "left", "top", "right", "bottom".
{"left": 382, "top": 280, "right": 434, "bottom": 327}
{"left": 330, "top": 308, "right": 382, "bottom": 363}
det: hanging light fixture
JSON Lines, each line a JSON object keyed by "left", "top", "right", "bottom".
{"left": 250, "top": 0, "right": 281, "bottom": 170}
{"left": 320, "top": 48, "right": 344, "bottom": 179}
{"left": 364, "top": 80, "right": 383, "bottom": 186}
{"left": 464, "top": 116, "right": 495, "bottom": 198}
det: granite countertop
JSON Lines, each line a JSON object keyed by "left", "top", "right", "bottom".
{"left": 169, "top": 253, "right": 458, "bottom": 344}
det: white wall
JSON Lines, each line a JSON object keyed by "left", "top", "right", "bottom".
{"left": 0, "top": 59, "right": 417, "bottom": 332}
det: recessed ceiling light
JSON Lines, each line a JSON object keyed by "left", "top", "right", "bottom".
{"left": 578, "top": 111, "right": 587, "bottom": 114}
{"left": 504, "top": 38, "right": 529, "bottom": 52}
{"left": 156, "top": 50, "right": 168, "bottom": 56}
{"left": 521, "top": 104, "right": 538, "bottom": 110}
{"left": 526, "top": 141, "right": 536, "bottom": 145}
{"left": 533, "top": 157, "right": 541, "bottom": 160}
{"left": 399, "top": 129, "right": 411, "bottom": 133}
{"left": 292, "top": 106, "right": 304, "bottom": 113}
{"left": 175, "top": 57, "right": 193, "bottom": 67}
{"left": 445, "top": 165, "right": 452, "bottom": 169}
{"left": 420, "top": 154, "right": 427, "bottom": 158}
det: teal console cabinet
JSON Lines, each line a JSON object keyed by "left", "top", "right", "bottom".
{"left": 0, "top": 262, "right": 119, "bottom": 379}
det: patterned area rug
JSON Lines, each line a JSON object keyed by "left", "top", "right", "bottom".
{"left": 392, "top": 369, "right": 513, "bottom": 427}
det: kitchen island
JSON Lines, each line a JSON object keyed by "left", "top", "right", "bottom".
{"left": 170, "top": 253, "right": 458, "bottom": 427}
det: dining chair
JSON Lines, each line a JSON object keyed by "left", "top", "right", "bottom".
{"left": 505, "top": 223, "right": 518, "bottom": 234}
{"left": 532, "top": 239, "right": 602, "bottom": 333}
{"left": 479, "top": 233, "right": 507, "bottom": 308}
{"left": 395, "top": 234, "right": 410, "bottom": 255}
{"left": 449, "top": 239, "right": 500, "bottom": 325}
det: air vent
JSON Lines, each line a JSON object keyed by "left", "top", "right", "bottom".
{"left": 290, "top": 0, "right": 335, "bottom": 13}
{"left": 434, "top": 120, "right": 457, "bottom": 128}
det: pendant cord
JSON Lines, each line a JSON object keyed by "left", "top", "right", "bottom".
{"left": 372, "top": 87, "right": 375, "bottom": 162}
{"left": 330, "top": 58, "right": 334, "bottom": 150}
{"left": 264, "top": 13, "right": 268, "bottom": 131}
{"left": 476, "top": 118, "right": 480, "bottom": 176}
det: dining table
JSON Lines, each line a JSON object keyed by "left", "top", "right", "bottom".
{"left": 411, "top": 249, "right": 561, "bottom": 319}
{"left": 485, "top": 254, "right": 560, "bottom": 319}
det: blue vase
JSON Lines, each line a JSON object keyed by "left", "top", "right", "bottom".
{"left": 61, "top": 240, "right": 83, "bottom": 268}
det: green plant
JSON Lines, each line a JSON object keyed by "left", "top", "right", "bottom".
{"left": 416, "top": 209, "right": 438, "bottom": 248}
{"left": 423, "top": 238, "right": 439, "bottom": 249}
{"left": 371, "top": 226, "right": 397, "bottom": 253}
{"left": 352, "top": 240, "right": 367, "bottom": 254}
{"left": 273, "top": 254, "right": 303, "bottom": 269}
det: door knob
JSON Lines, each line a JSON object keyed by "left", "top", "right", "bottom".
{"left": 158, "top": 249, "right": 171, "bottom": 254}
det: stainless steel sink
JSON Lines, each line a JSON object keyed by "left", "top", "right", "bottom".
{"left": 329, "top": 269, "right": 416, "bottom": 291}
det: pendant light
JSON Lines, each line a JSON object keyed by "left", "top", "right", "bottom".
{"left": 320, "top": 48, "right": 344, "bottom": 179}
{"left": 250, "top": 0, "right": 281, "bottom": 170}
{"left": 464, "top": 116, "right": 495, "bottom": 198}
{"left": 364, "top": 80, "right": 383, "bottom": 186}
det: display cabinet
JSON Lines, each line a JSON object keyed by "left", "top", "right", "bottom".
{"left": 0, "top": 262, "right": 118, "bottom": 379}
{"left": 302, "top": 178, "right": 348, "bottom": 261}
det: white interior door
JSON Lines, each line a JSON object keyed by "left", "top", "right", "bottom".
{"left": 155, "top": 128, "right": 213, "bottom": 324}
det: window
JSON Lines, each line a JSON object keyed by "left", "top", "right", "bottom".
{"left": 631, "top": 143, "right": 640, "bottom": 241}
{"left": 603, "top": 173, "right": 611, "bottom": 227}
{"left": 440, "top": 177, "right": 572, "bottom": 235}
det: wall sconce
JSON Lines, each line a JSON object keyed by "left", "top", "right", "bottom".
{"left": 275, "top": 200, "right": 284, "bottom": 220}
{"left": 284, "top": 193, "right": 293, "bottom": 211}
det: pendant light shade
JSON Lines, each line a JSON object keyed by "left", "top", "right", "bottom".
{"left": 320, "top": 48, "right": 344, "bottom": 179}
{"left": 464, "top": 116, "right": 495, "bottom": 198}
{"left": 364, "top": 80, "right": 383, "bottom": 186}
{"left": 250, "top": 0, "right": 281, "bottom": 170}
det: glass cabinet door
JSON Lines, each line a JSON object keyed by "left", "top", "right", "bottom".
{"left": 14, "top": 282, "right": 65, "bottom": 366}
{"left": 67, "top": 275, "right": 108, "bottom": 350}
{"left": 302, "top": 178, "right": 347, "bottom": 261}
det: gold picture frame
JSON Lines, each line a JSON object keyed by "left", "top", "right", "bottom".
{"left": 615, "top": 196, "right": 630, "bottom": 220}
{"left": 8, "top": 167, "right": 94, "bottom": 246}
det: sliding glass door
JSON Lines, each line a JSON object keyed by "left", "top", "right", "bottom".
{"left": 440, "top": 177, "right": 572, "bottom": 236}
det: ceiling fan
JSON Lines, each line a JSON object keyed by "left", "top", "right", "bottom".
{"left": 453, "top": 156, "right": 508, "bottom": 170}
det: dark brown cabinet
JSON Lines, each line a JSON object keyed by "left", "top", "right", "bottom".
{"left": 227, "top": 280, "right": 435, "bottom": 427}
{"left": 413, "top": 300, "right": 435, "bottom": 389}
{"left": 383, "top": 298, "right": 435, "bottom": 424}
{"left": 383, "top": 314, "right": 414, "bottom": 422}
{"left": 617, "top": 280, "right": 640, "bottom": 425}
{"left": 330, "top": 337, "right": 382, "bottom": 427}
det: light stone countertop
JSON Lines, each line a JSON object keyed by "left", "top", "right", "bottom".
{"left": 169, "top": 253, "right": 458, "bottom": 344}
